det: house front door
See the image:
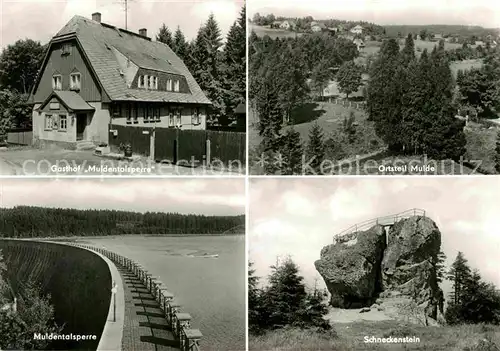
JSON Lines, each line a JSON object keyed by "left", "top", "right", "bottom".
{"left": 76, "top": 113, "right": 87, "bottom": 140}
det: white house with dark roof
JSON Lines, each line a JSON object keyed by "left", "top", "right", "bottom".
{"left": 350, "top": 25, "right": 363, "bottom": 35}
{"left": 29, "top": 12, "right": 211, "bottom": 148}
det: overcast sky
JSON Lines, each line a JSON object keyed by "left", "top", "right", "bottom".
{"left": 249, "top": 0, "right": 500, "bottom": 28}
{"left": 249, "top": 177, "right": 500, "bottom": 292}
{"left": 0, "top": 0, "right": 244, "bottom": 49}
{"left": 0, "top": 178, "right": 245, "bottom": 216}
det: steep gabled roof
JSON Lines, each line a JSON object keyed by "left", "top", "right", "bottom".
{"left": 36, "top": 15, "right": 210, "bottom": 104}
{"left": 38, "top": 91, "right": 95, "bottom": 112}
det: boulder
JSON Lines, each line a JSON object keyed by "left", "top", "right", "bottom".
{"left": 381, "top": 216, "right": 443, "bottom": 319}
{"left": 314, "top": 224, "right": 386, "bottom": 308}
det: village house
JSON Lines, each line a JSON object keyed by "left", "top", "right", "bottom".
{"left": 280, "top": 20, "right": 296, "bottom": 30}
{"left": 353, "top": 38, "right": 365, "bottom": 51}
{"left": 311, "top": 22, "right": 326, "bottom": 32}
{"left": 28, "top": 12, "right": 210, "bottom": 148}
{"left": 350, "top": 25, "right": 363, "bottom": 35}
{"left": 271, "top": 21, "right": 282, "bottom": 29}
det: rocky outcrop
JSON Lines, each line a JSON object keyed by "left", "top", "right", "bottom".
{"left": 315, "top": 215, "right": 444, "bottom": 322}
{"left": 314, "top": 224, "right": 386, "bottom": 308}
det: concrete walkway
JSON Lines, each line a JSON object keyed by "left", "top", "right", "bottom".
{"left": 118, "top": 265, "right": 179, "bottom": 351}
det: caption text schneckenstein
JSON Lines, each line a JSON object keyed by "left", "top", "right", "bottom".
{"left": 364, "top": 335, "right": 421, "bottom": 343}
{"left": 33, "top": 333, "right": 97, "bottom": 341}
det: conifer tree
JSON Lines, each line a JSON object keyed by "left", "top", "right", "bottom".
{"left": 447, "top": 252, "right": 472, "bottom": 305}
{"left": 306, "top": 122, "right": 325, "bottom": 174}
{"left": 172, "top": 26, "right": 188, "bottom": 60}
{"left": 278, "top": 128, "right": 303, "bottom": 175}
{"left": 248, "top": 261, "right": 263, "bottom": 333}
{"left": 156, "top": 23, "right": 173, "bottom": 47}
{"left": 401, "top": 33, "right": 415, "bottom": 66}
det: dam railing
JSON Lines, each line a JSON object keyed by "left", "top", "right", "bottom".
{"left": 334, "top": 208, "right": 426, "bottom": 242}
{"left": 70, "top": 243, "right": 202, "bottom": 351}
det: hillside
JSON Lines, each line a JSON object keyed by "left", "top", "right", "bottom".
{"left": 384, "top": 24, "right": 499, "bottom": 38}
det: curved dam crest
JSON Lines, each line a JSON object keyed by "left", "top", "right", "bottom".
{"left": 0, "top": 239, "right": 112, "bottom": 350}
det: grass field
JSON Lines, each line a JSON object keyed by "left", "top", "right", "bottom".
{"left": 248, "top": 102, "right": 382, "bottom": 154}
{"left": 250, "top": 24, "right": 303, "bottom": 39}
{"left": 464, "top": 122, "right": 497, "bottom": 173}
{"left": 249, "top": 321, "right": 500, "bottom": 350}
{"left": 450, "top": 59, "right": 484, "bottom": 76}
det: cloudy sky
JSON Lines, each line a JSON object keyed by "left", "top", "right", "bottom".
{"left": 0, "top": 178, "right": 245, "bottom": 216}
{"left": 249, "top": 0, "right": 500, "bottom": 28}
{"left": 249, "top": 177, "right": 500, "bottom": 292}
{"left": 0, "top": 0, "right": 244, "bottom": 49}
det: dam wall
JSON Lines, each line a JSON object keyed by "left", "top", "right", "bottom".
{"left": 0, "top": 239, "right": 112, "bottom": 350}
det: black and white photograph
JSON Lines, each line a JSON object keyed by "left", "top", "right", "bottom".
{"left": 248, "top": 177, "right": 500, "bottom": 350}
{"left": 0, "top": 0, "right": 246, "bottom": 176}
{"left": 0, "top": 178, "right": 245, "bottom": 350}
{"left": 248, "top": 0, "right": 500, "bottom": 175}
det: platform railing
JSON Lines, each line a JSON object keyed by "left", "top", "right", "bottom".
{"left": 333, "top": 208, "right": 426, "bottom": 242}
{"left": 69, "top": 243, "right": 202, "bottom": 351}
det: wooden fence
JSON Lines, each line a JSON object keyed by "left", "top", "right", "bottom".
{"left": 316, "top": 97, "right": 367, "bottom": 111}
{"left": 70, "top": 243, "right": 203, "bottom": 351}
{"left": 109, "top": 125, "right": 245, "bottom": 167}
{"left": 7, "top": 129, "right": 32, "bottom": 145}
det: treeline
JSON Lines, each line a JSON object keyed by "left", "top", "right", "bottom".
{"left": 0, "top": 40, "right": 46, "bottom": 138}
{"left": 367, "top": 35, "right": 467, "bottom": 160}
{"left": 384, "top": 25, "right": 498, "bottom": 42}
{"left": 446, "top": 252, "right": 500, "bottom": 325}
{"left": 248, "top": 257, "right": 331, "bottom": 335}
{"left": 455, "top": 53, "right": 500, "bottom": 119}
{"left": 156, "top": 6, "right": 246, "bottom": 126}
{"left": 251, "top": 13, "right": 385, "bottom": 36}
{"left": 0, "top": 206, "right": 245, "bottom": 237}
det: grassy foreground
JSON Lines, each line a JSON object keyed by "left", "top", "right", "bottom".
{"left": 249, "top": 321, "right": 500, "bottom": 350}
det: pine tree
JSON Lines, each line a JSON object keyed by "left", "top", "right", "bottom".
{"left": 278, "top": 128, "right": 303, "bottom": 175}
{"left": 306, "top": 122, "right": 325, "bottom": 174}
{"left": 401, "top": 33, "right": 415, "bottom": 66}
{"left": 447, "top": 252, "right": 472, "bottom": 305}
{"left": 156, "top": 23, "right": 173, "bottom": 47}
{"left": 172, "top": 26, "right": 188, "bottom": 60}
{"left": 261, "top": 256, "right": 308, "bottom": 327}
{"left": 248, "top": 261, "right": 263, "bottom": 333}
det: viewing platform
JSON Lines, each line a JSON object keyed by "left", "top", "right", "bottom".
{"left": 333, "top": 208, "right": 427, "bottom": 243}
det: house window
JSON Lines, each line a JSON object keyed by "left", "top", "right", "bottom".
{"left": 124, "top": 104, "right": 130, "bottom": 124}
{"left": 155, "top": 107, "right": 161, "bottom": 122}
{"left": 168, "top": 108, "right": 174, "bottom": 127}
{"left": 148, "top": 76, "right": 154, "bottom": 90}
{"left": 59, "top": 115, "right": 67, "bottom": 130}
{"left": 44, "top": 114, "right": 53, "bottom": 130}
{"left": 132, "top": 103, "right": 138, "bottom": 124}
{"left": 153, "top": 76, "right": 158, "bottom": 90}
{"left": 176, "top": 108, "right": 182, "bottom": 127}
{"left": 144, "top": 75, "right": 149, "bottom": 89}
{"left": 138, "top": 104, "right": 145, "bottom": 122}
{"left": 61, "top": 43, "right": 71, "bottom": 55}
{"left": 174, "top": 80, "right": 180, "bottom": 92}
{"left": 167, "top": 79, "right": 172, "bottom": 91}
{"left": 70, "top": 73, "right": 81, "bottom": 90}
{"left": 191, "top": 108, "right": 200, "bottom": 125}
{"left": 139, "top": 75, "right": 145, "bottom": 88}
{"left": 144, "top": 105, "right": 150, "bottom": 123}
{"left": 52, "top": 75, "right": 62, "bottom": 90}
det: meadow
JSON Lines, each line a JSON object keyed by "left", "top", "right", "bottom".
{"left": 249, "top": 321, "right": 500, "bottom": 350}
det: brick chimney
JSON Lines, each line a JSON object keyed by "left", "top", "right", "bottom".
{"left": 139, "top": 28, "right": 147, "bottom": 37}
{"left": 92, "top": 12, "right": 101, "bottom": 23}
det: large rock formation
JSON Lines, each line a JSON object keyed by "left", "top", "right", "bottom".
{"left": 315, "top": 215, "right": 444, "bottom": 323}
{"left": 314, "top": 225, "right": 386, "bottom": 308}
